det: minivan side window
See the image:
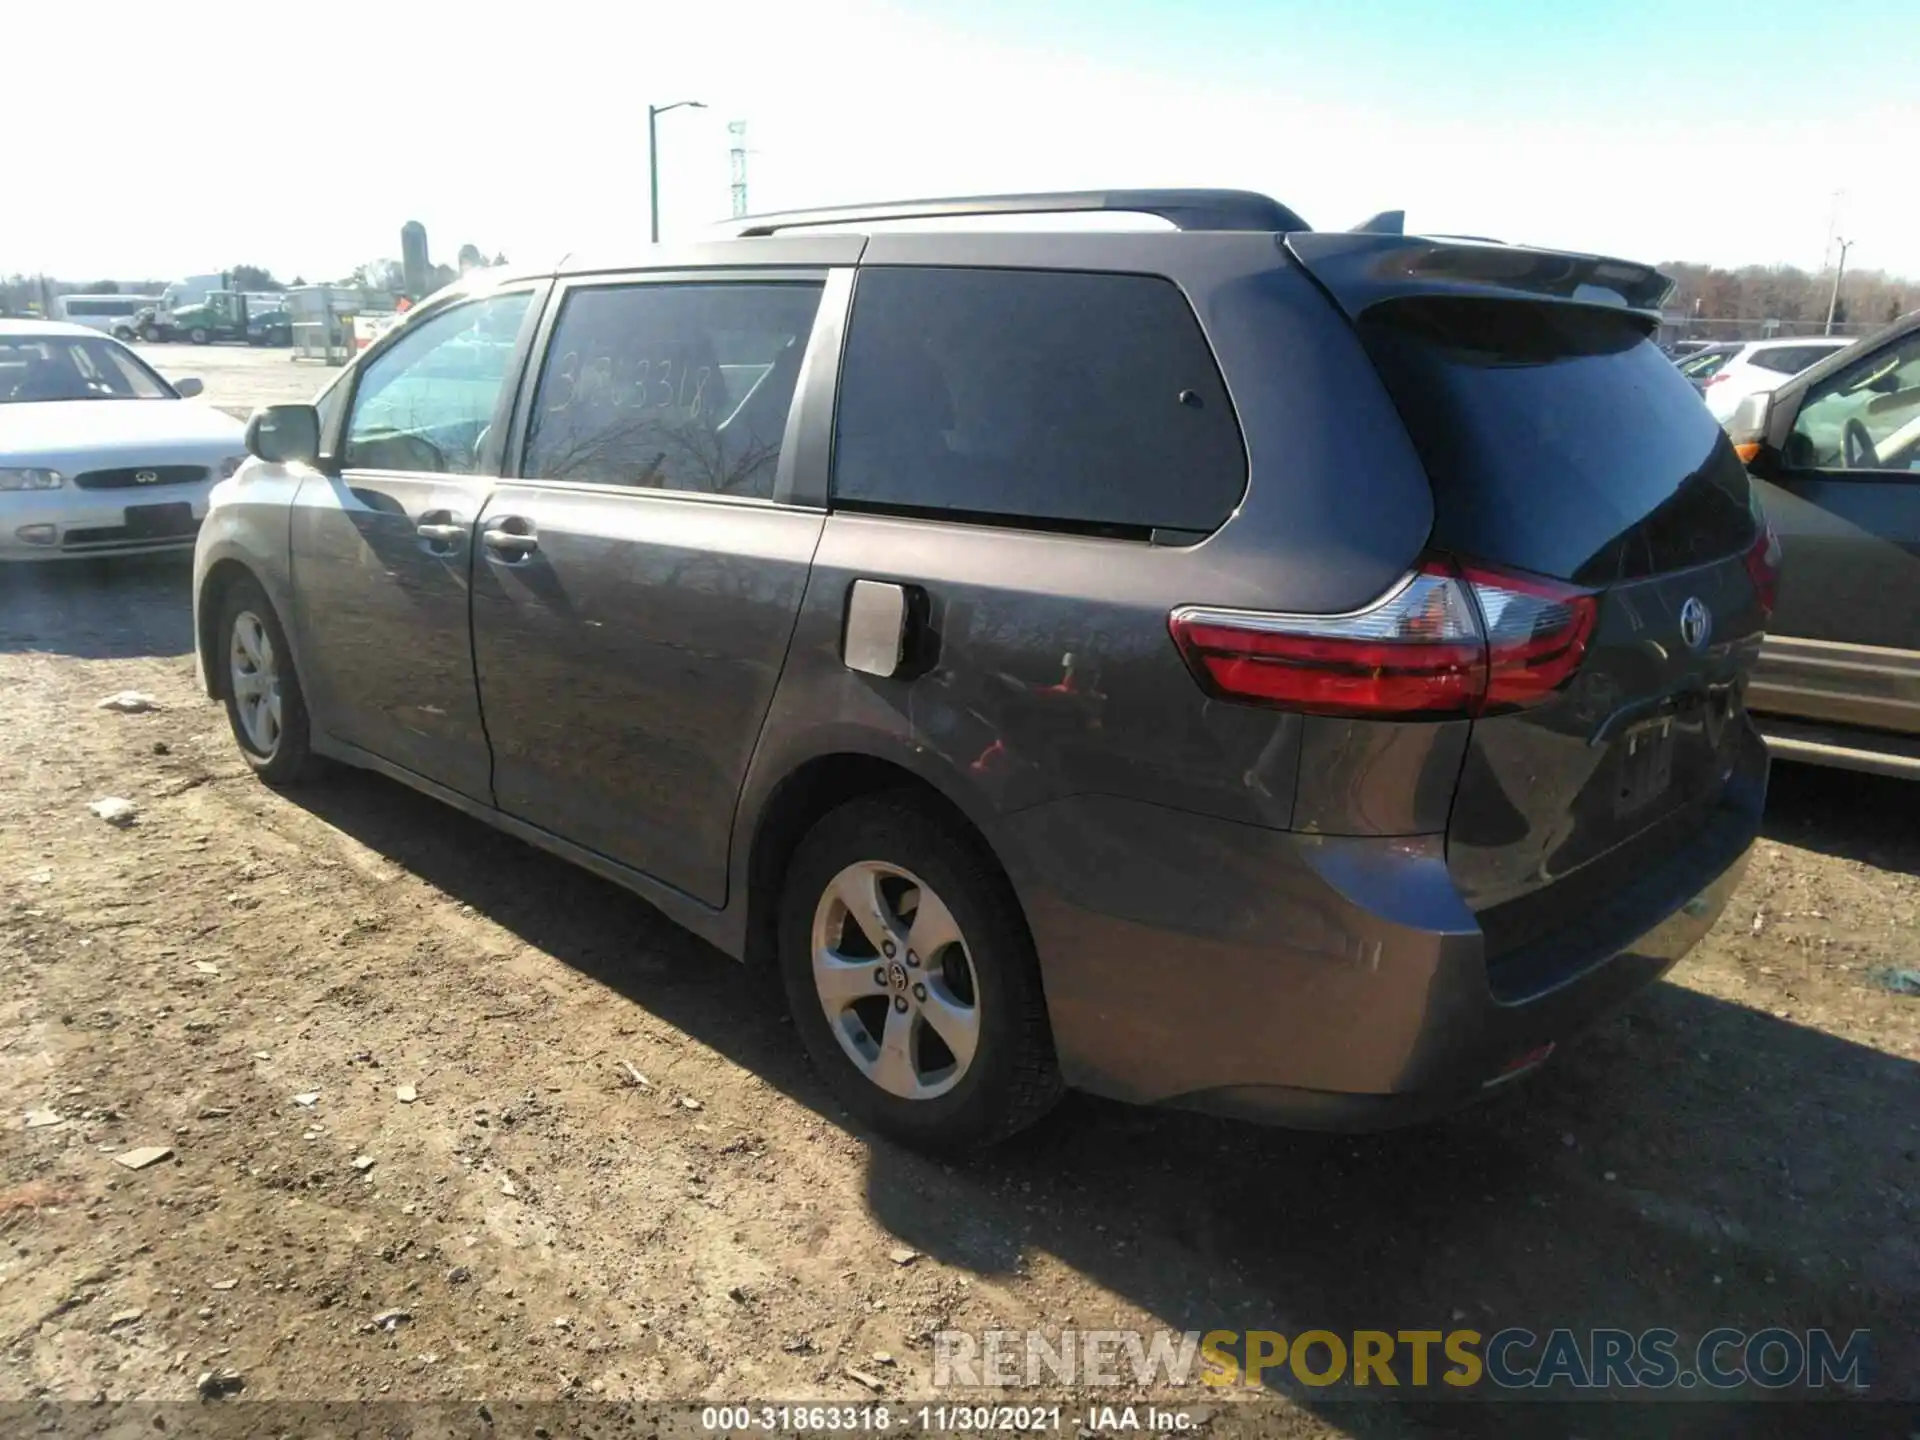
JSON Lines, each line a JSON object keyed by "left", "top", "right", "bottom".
{"left": 521, "top": 282, "right": 825, "bottom": 499}
{"left": 831, "top": 267, "right": 1246, "bottom": 536}
{"left": 1787, "top": 331, "right": 1920, "bottom": 473}
{"left": 342, "top": 291, "right": 532, "bottom": 474}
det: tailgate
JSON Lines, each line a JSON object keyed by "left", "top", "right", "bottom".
{"left": 1342, "top": 278, "right": 1770, "bottom": 981}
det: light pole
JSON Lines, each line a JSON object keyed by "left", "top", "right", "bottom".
{"left": 649, "top": 100, "right": 707, "bottom": 243}
{"left": 1824, "top": 237, "right": 1854, "bottom": 335}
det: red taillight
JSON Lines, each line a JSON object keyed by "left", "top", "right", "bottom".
{"left": 1743, "top": 518, "right": 1781, "bottom": 619}
{"left": 1170, "top": 558, "right": 1597, "bottom": 720}
{"left": 1459, "top": 562, "right": 1599, "bottom": 711}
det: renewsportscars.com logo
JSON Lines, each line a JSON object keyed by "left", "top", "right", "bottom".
{"left": 933, "top": 1327, "right": 1875, "bottom": 1396}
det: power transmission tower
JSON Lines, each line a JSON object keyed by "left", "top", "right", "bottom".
{"left": 728, "top": 121, "right": 749, "bottom": 218}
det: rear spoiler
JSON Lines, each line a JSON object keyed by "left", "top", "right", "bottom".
{"left": 1286, "top": 232, "right": 1674, "bottom": 323}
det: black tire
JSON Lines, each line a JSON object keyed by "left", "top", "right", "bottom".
{"left": 215, "top": 576, "right": 319, "bottom": 786}
{"left": 778, "top": 793, "right": 1061, "bottom": 1151}
{"left": 189, "top": 328, "right": 209, "bottom": 345}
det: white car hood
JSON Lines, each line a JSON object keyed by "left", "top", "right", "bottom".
{"left": 0, "top": 399, "right": 246, "bottom": 469}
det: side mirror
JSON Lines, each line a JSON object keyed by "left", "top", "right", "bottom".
{"left": 244, "top": 403, "right": 321, "bottom": 466}
{"left": 172, "top": 376, "right": 204, "bottom": 398}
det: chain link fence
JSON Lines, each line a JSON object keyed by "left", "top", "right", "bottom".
{"left": 1658, "top": 316, "right": 1882, "bottom": 348}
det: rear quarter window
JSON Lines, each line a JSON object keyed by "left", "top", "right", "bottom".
{"left": 831, "top": 267, "right": 1246, "bottom": 536}
{"left": 1749, "top": 345, "right": 1839, "bottom": 376}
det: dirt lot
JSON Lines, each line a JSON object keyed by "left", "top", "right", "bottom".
{"left": 136, "top": 343, "right": 342, "bottom": 419}
{"left": 1, "top": 558, "right": 1916, "bottom": 1437}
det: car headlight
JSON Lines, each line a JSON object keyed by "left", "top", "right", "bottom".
{"left": 0, "top": 467, "right": 65, "bottom": 491}
{"left": 219, "top": 455, "right": 247, "bottom": 479}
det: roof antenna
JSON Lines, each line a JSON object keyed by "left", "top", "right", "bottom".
{"left": 1353, "top": 210, "right": 1405, "bottom": 235}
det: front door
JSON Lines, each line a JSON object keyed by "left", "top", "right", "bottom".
{"left": 471, "top": 273, "right": 834, "bottom": 905}
{"left": 289, "top": 286, "right": 540, "bottom": 798}
{"left": 1754, "top": 325, "right": 1920, "bottom": 730}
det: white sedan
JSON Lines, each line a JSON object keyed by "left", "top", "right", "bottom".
{"left": 1, "top": 319, "right": 246, "bottom": 561}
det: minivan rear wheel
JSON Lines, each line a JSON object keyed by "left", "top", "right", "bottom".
{"left": 217, "top": 577, "right": 319, "bottom": 786}
{"left": 778, "top": 794, "right": 1061, "bottom": 1151}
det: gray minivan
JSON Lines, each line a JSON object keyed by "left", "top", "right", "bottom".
{"left": 194, "top": 191, "right": 1773, "bottom": 1150}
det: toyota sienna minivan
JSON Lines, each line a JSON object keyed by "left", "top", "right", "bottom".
{"left": 195, "top": 190, "right": 1773, "bottom": 1149}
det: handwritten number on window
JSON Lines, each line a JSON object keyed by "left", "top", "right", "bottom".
{"left": 546, "top": 353, "right": 715, "bottom": 421}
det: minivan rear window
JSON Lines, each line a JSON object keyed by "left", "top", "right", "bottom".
{"left": 1358, "top": 299, "right": 1757, "bottom": 586}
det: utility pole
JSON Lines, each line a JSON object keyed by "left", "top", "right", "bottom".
{"left": 1822, "top": 190, "right": 1844, "bottom": 271}
{"left": 1824, "top": 237, "right": 1854, "bottom": 335}
{"left": 648, "top": 100, "right": 707, "bottom": 244}
{"left": 728, "top": 121, "right": 749, "bottom": 218}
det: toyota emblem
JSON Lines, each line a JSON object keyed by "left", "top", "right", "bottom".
{"left": 134, "top": 470, "right": 159, "bottom": 485}
{"left": 1679, "top": 596, "right": 1712, "bottom": 651}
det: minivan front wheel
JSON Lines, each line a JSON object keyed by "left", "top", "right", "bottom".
{"left": 217, "top": 578, "right": 318, "bottom": 785}
{"left": 779, "top": 795, "right": 1061, "bottom": 1151}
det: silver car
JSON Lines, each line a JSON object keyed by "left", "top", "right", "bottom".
{"left": 0, "top": 319, "right": 245, "bottom": 560}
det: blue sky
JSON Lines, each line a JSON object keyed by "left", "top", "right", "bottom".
{"left": 15, "top": 0, "right": 1918, "bottom": 282}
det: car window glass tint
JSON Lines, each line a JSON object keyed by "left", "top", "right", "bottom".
{"left": 522, "top": 282, "right": 825, "bottom": 500}
{"left": 1751, "top": 344, "right": 1836, "bottom": 376}
{"left": 1360, "top": 298, "right": 1755, "bottom": 584}
{"left": 1788, "top": 331, "right": 1920, "bottom": 472}
{"left": 831, "top": 267, "right": 1246, "bottom": 536}
{"left": 343, "top": 292, "right": 532, "bottom": 474}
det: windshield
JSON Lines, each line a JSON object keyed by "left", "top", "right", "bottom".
{"left": 0, "top": 334, "right": 175, "bottom": 404}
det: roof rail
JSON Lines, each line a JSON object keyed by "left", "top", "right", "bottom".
{"left": 728, "top": 189, "right": 1310, "bottom": 237}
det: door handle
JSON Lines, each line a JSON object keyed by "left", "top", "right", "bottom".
{"left": 415, "top": 509, "right": 466, "bottom": 556}
{"left": 482, "top": 517, "right": 538, "bottom": 561}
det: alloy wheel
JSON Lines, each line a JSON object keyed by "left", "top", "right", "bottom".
{"left": 228, "top": 610, "right": 283, "bottom": 756}
{"left": 810, "top": 860, "right": 981, "bottom": 1100}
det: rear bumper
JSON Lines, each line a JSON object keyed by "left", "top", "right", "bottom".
{"left": 1006, "top": 728, "right": 1766, "bottom": 1130}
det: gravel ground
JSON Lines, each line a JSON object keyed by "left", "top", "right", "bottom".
{"left": 134, "top": 342, "right": 342, "bottom": 419}
{"left": 0, "top": 557, "right": 1915, "bottom": 1438}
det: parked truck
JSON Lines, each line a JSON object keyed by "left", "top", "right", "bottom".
{"left": 138, "top": 291, "right": 286, "bottom": 345}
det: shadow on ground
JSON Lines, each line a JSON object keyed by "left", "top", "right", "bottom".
{"left": 282, "top": 765, "right": 1917, "bottom": 1439}
{"left": 0, "top": 554, "right": 194, "bottom": 659}
{"left": 1762, "top": 760, "right": 1920, "bottom": 878}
